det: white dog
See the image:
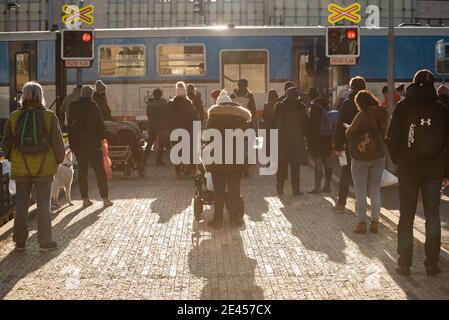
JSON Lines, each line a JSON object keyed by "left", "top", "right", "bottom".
{"left": 51, "top": 148, "right": 75, "bottom": 208}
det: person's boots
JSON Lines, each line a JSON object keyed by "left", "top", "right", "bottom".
{"left": 83, "top": 198, "right": 93, "bottom": 208}
{"left": 354, "top": 222, "right": 367, "bottom": 234}
{"left": 321, "top": 168, "right": 332, "bottom": 194}
{"left": 308, "top": 170, "right": 322, "bottom": 195}
{"left": 103, "top": 198, "right": 114, "bottom": 208}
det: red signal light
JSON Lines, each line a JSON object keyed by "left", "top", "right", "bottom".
{"left": 346, "top": 29, "right": 357, "bottom": 40}
{"left": 82, "top": 32, "right": 92, "bottom": 43}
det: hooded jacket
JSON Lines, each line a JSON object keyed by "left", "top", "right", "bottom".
{"left": 308, "top": 98, "right": 333, "bottom": 158}
{"left": 146, "top": 98, "right": 168, "bottom": 132}
{"left": 62, "top": 87, "right": 81, "bottom": 126}
{"left": 205, "top": 102, "right": 252, "bottom": 173}
{"left": 231, "top": 88, "right": 257, "bottom": 126}
{"left": 386, "top": 83, "right": 449, "bottom": 179}
{"left": 93, "top": 91, "right": 113, "bottom": 121}
{"left": 167, "top": 96, "right": 195, "bottom": 133}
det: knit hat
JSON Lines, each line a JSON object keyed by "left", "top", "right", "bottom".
{"left": 284, "top": 81, "right": 295, "bottom": 92}
{"left": 216, "top": 90, "right": 233, "bottom": 105}
{"left": 95, "top": 80, "right": 107, "bottom": 93}
{"left": 81, "top": 85, "right": 95, "bottom": 98}
{"left": 210, "top": 89, "right": 221, "bottom": 101}
{"left": 175, "top": 81, "right": 187, "bottom": 97}
{"left": 438, "top": 84, "right": 449, "bottom": 97}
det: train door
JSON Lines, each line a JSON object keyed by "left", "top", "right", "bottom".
{"left": 9, "top": 41, "right": 37, "bottom": 113}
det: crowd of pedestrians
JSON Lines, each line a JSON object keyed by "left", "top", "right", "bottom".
{"left": 3, "top": 68, "right": 449, "bottom": 277}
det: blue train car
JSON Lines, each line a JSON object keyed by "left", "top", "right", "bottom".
{"left": 0, "top": 26, "right": 448, "bottom": 120}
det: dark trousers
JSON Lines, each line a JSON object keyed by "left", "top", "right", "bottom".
{"left": 212, "top": 171, "right": 242, "bottom": 221}
{"left": 338, "top": 164, "right": 353, "bottom": 206}
{"left": 146, "top": 129, "right": 165, "bottom": 163}
{"left": 76, "top": 145, "right": 109, "bottom": 199}
{"left": 397, "top": 176, "right": 442, "bottom": 267}
{"left": 277, "top": 162, "right": 300, "bottom": 193}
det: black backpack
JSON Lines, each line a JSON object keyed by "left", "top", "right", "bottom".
{"left": 405, "top": 103, "right": 445, "bottom": 161}
{"left": 14, "top": 108, "right": 49, "bottom": 154}
{"left": 68, "top": 111, "right": 87, "bottom": 151}
{"left": 348, "top": 115, "right": 385, "bottom": 161}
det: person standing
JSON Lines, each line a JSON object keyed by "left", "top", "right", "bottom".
{"left": 307, "top": 94, "right": 334, "bottom": 195}
{"left": 146, "top": 88, "right": 168, "bottom": 166}
{"left": 274, "top": 86, "right": 309, "bottom": 196}
{"left": 346, "top": 90, "right": 388, "bottom": 234}
{"left": 68, "top": 85, "right": 113, "bottom": 208}
{"left": 206, "top": 90, "right": 252, "bottom": 229}
{"left": 386, "top": 70, "right": 449, "bottom": 276}
{"left": 334, "top": 76, "right": 367, "bottom": 213}
{"left": 93, "top": 80, "right": 113, "bottom": 121}
{"left": 2, "top": 82, "right": 65, "bottom": 252}
{"left": 278, "top": 81, "right": 296, "bottom": 103}
{"left": 187, "top": 84, "right": 205, "bottom": 122}
{"left": 167, "top": 82, "right": 195, "bottom": 179}
{"left": 262, "top": 89, "right": 279, "bottom": 157}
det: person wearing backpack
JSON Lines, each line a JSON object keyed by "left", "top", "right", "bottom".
{"left": 145, "top": 88, "right": 168, "bottom": 166}
{"left": 386, "top": 70, "right": 449, "bottom": 277}
{"left": 307, "top": 91, "right": 336, "bottom": 195}
{"left": 346, "top": 90, "right": 388, "bottom": 234}
{"left": 2, "top": 82, "right": 65, "bottom": 252}
{"left": 334, "top": 76, "right": 367, "bottom": 213}
{"left": 68, "top": 85, "right": 113, "bottom": 208}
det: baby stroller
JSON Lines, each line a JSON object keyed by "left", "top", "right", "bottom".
{"left": 104, "top": 121, "right": 147, "bottom": 178}
{"left": 193, "top": 164, "right": 245, "bottom": 222}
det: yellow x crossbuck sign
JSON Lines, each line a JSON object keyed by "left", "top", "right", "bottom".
{"left": 62, "top": 4, "right": 95, "bottom": 25}
{"left": 328, "top": 3, "right": 362, "bottom": 24}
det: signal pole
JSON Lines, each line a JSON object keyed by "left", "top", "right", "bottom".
{"left": 76, "top": 0, "right": 84, "bottom": 87}
{"left": 387, "top": 0, "right": 395, "bottom": 113}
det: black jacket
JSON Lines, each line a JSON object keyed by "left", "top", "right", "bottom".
{"left": 386, "top": 83, "right": 449, "bottom": 179}
{"left": 205, "top": 103, "right": 252, "bottom": 173}
{"left": 187, "top": 91, "right": 205, "bottom": 122}
{"left": 308, "top": 99, "right": 333, "bottom": 158}
{"left": 262, "top": 101, "right": 276, "bottom": 129}
{"left": 167, "top": 96, "right": 195, "bottom": 133}
{"left": 93, "top": 92, "right": 112, "bottom": 121}
{"left": 334, "top": 91, "right": 359, "bottom": 153}
{"left": 274, "top": 96, "right": 309, "bottom": 164}
{"left": 438, "top": 95, "right": 449, "bottom": 108}
{"left": 146, "top": 98, "right": 168, "bottom": 132}
{"left": 68, "top": 97, "right": 105, "bottom": 149}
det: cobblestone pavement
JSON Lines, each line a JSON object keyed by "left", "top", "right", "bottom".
{"left": 0, "top": 161, "right": 449, "bottom": 300}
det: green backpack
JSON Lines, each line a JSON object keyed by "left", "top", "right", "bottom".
{"left": 14, "top": 108, "right": 50, "bottom": 154}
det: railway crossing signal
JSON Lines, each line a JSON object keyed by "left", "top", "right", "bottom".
{"left": 61, "top": 29, "right": 95, "bottom": 64}
{"left": 326, "top": 26, "right": 360, "bottom": 65}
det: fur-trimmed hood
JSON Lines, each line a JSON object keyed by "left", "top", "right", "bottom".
{"left": 208, "top": 102, "right": 252, "bottom": 122}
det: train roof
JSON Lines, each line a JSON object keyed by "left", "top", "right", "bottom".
{"left": 1, "top": 25, "right": 448, "bottom": 41}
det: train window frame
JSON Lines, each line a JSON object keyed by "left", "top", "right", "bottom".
{"left": 219, "top": 49, "right": 270, "bottom": 94}
{"left": 98, "top": 44, "right": 146, "bottom": 78}
{"left": 156, "top": 43, "right": 207, "bottom": 77}
{"left": 15, "top": 52, "right": 31, "bottom": 93}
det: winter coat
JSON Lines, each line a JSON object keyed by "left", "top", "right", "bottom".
{"left": 187, "top": 91, "right": 205, "bottom": 122}
{"left": 307, "top": 99, "right": 333, "bottom": 158}
{"left": 166, "top": 96, "right": 195, "bottom": 133}
{"left": 2, "top": 103, "right": 65, "bottom": 181}
{"left": 93, "top": 92, "right": 113, "bottom": 121}
{"left": 262, "top": 101, "right": 276, "bottom": 129}
{"left": 346, "top": 104, "right": 388, "bottom": 161}
{"left": 231, "top": 89, "right": 257, "bottom": 127}
{"left": 274, "top": 96, "right": 309, "bottom": 165}
{"left": 386, "top": 83, "right": 449, "bottom": 179}
{"left": 146, "top": 98, "right": 168, "bottom": 132}
{"left": 334, "top": 91, "right": 360, "bottom": 158}
{"left": 68, "top": 97, "right": 106, "bottom": 150}
{"left": 205, "top": 103, "right": 252, "bottom": 173}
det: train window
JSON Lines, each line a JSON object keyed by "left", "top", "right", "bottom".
{"left": 158, "top": 44, "right": 205, "bottom": 76}
{"left": 221, "top": 50, "right": 268, "bottom": 93}
{"left": 15, "top": 52, "right": 30, "bottom": 92}
{"left": 299, "top": 54, "right": 314, "bottom": 94}
{"left": 99, "top": 45, "right": 146, "bottom": 77}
